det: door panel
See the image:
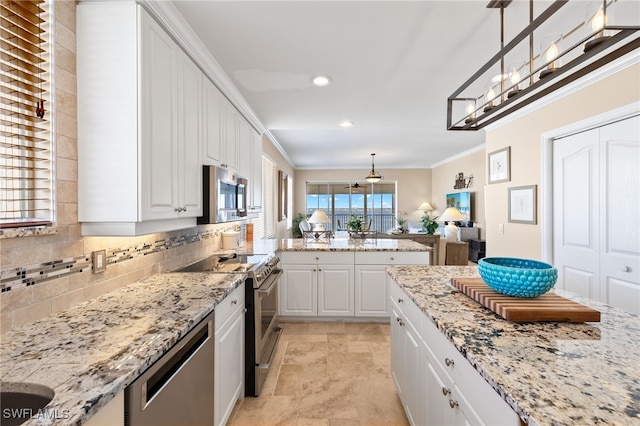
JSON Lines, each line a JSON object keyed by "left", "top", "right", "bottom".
{"left": 553, "top": 128, "right": 600, "bottom": 297}
{"left": 600, "top": 116, "right": 640, "bottom": 309}
{"left": 554, "top": 114, "right": 640, "bottom": 314}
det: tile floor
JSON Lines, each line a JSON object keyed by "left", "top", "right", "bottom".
{"left": 227, "top": 321, "right": 409, "bottom": 426}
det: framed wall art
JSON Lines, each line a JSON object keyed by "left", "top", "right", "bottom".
{"left": 488, "top": 146, "right": 511, "bottom": 184}
{"left": 278, "top": 170, "right": 288, "bottom": 221}
{"left": 508, "top": 185, "right": 537, "bottom": 224}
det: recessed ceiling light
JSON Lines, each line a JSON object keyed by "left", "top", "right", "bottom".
{"left": 339, "top": 121, "right": 354, "bottom": 127}
{"left": 312, "top": 75, "right": 332, "bottom": 86}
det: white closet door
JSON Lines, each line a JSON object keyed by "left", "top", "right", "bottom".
{"left": 599, "top": 116, "right": 640, "bottom": 313}
{"left": 553, "top": 115, "right": 640, "bottom": 314}
{"left": 553, "top": 128, "right": 600, "bottom": 300}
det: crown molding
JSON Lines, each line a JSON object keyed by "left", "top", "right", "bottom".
{"left": 429, "top": 143, "right": 486, "bottom": 169}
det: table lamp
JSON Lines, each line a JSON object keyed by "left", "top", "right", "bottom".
{"left": 439, "top": 207, "right": 466, "bottom": 242}
{"left": 308, "top": 210, "right": 330, "bottom": 231}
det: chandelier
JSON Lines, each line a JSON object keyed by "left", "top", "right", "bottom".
{"left": 447, "top": 0, "right": 640, "bottom": 131}
{"left": 365, "top": 153, "right": 383, "bottom": 183}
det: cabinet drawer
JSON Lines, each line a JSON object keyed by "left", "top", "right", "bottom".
{"left": 215, "top": 283, "right": 245, "bottom": 332}
{"left": 423, "top": 315, "right": 519, "bottom": 425}
{"left": 355, "top": 251, "right": 429, "bottom": 265}
{"left": 389, "top": 281, "right": 424, "bottom": 335}
{"left": 279, "top": 251, "right": 354, "bottom": 265}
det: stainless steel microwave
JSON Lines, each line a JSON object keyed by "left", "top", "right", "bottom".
{"left": 198, "top": 165, "right": 248, "bottom": 224}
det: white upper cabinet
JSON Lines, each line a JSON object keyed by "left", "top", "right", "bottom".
{"left": 77, "top": 3, "right": 202, "bottom": 236}
{"left": 202, "top": 78, "right": 224, "bottom": 166}
{"left": 222, "top": 97, "right": 239, "bottom": 171}
{"left": 237, "top": 116, "right": 252, "bottom": 179}
{"left": 249, "top": 130, "right": 263, "bottom": 212}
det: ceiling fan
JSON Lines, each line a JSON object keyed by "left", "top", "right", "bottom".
{"left": 344, "top": 182, "right": 363, "bottom": 189}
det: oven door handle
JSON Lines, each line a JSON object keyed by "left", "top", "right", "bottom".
{"left": 257, "top": 269, "right": 282, "bottom": 296}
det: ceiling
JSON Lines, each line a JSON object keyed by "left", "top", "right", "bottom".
{"left": 172, "top": 1, "right": 546, "bottom": 170}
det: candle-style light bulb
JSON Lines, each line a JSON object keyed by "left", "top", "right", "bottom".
{"left": 483, "top": 87, "right": 496, "bottom": 112}
{"left": 591, "top": 7, "right": 605, "bottom": 32}
{"left": 464, "top": 101, "right": 476, "bottom": 124}
{"left": 545, "top": 42, "right": 558, "bottom": 63}
{"left": 507, "top": 67, "right": 521, "bottom": 98}
{"left": 584, "top": 6, "right": 610, "bottom": 52}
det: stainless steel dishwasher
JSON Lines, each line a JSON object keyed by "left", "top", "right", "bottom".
{"left": 125, "top": 311, "right": 214, "bottom": 426}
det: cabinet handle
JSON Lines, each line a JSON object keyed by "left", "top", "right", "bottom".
{"left": 231, "top": 299, "right": 237, "bottom": 305}
{"left": 445, "top": 358, "right": 455, "bottom": 367}
{"left": 449, "top": 399, "right": 459, "bottom": 409}
{"left": 397, "top": 298, "right": 404, "bottom": 303}
{"left": 441, "top": 387, "right": 451, "bottom": 396}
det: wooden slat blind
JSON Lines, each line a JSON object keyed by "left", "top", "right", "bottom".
{"left": 0, "top": 0, "right": 52, "bottom": 228}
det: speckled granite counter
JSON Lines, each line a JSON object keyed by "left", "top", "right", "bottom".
{"left": 0, "top": 272, "right": 245, "bottom": 425}
{"left": 387, "top": 265, "right": 640, "bottom": 426}
{"left": 277, "top": 237, "right": 429, "bottom": 252}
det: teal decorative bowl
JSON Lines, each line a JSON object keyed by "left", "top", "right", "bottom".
{"left": 477, "top": 257, "right": 558, "bottom": 298}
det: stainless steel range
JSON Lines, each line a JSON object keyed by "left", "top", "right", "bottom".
{"left": 178, "top": 252, "right": 282, "bottom": 396}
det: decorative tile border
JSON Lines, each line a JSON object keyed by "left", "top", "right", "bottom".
{"left": 0, "top": 225, "right": 58, "bottom": 239}
{"left": 0, "top": 229, "right": 221, "bottom": 293}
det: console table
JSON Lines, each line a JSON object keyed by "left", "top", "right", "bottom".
{"left": 376, "top": 233, "right": 440, "bottom": 265}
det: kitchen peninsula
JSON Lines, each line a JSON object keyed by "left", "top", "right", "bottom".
{"left": 277, "top": 238, "right": 430, "bottom": 318}
{"left": 388, "top": 265, "right": 640, "bottom": 426}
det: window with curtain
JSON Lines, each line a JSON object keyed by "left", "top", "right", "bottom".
{"left": 0, "top": 0, "right": 52, "bottom": 229}
{"left": 305, "top": 181, "right": 396, "bottom": 233}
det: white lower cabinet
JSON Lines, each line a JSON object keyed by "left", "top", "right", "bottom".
{"left": 355, "top": 251, "right": 429, "bottom": 318}
{"left": 214, "top": 284, "right": 245, "bottom": 426}
{"left": 279, "top": 251, "right": 354, "bottom": 317}
{"left": 318, "top": 265, "right": 354, "bottom": 316}
{"left": 278, "top": 250, "right": 428, "bottom": 318}
{"left": 390, "top": 280, "right": 520, "bottom": 426}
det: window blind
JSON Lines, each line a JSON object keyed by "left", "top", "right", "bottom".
{"left": 0, "top": 0, "right": 52, "bottom": 228}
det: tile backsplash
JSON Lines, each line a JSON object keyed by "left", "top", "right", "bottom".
{"left": 0, "top": 225, "right": 228, "bottom": 335}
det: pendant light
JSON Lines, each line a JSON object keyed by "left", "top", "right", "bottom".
{"left": 365, "top": 153, "right": 383, "bottom": 183}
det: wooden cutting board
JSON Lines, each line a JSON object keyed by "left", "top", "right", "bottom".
{"left": 451, "top": 277, "right": 601, "bottom": 323}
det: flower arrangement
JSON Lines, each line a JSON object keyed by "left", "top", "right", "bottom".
{"left": 396, "top": 210, "right": 408, "bottom": 228}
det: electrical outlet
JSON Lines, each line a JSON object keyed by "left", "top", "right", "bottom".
{"left": 498, "top": 224, "right": 504, "bottom": 234}
{"left": 92, "top": 250, "right": 107, "bottom": 273}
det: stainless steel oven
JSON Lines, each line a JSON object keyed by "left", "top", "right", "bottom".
{"left": 177, "top": 252, "right": 282, "bottom": 397}
{"left": 253, "top": 267, "right": 281, "bottom": 395}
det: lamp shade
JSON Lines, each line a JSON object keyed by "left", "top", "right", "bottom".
{"left": 308, "top": 210, "right": 330, "bottom": 224}
{"left": 419, "top": 202, "right": 433, "bottom": 211}
{"left": 439, "top": 207, "right": 466, "bottom": 222}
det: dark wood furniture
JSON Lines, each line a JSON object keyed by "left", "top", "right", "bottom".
{"left": 376, "top": 233, "right": 440, "bottom": 265}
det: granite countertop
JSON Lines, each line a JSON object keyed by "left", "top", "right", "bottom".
{"left": 0, "top": 272, "right": 246, "bottom": 425}
{"left": 277, "top": 237, "right": 430, "bottom": 252}
{"left": 386, "top": 265, "right": 640, "bottom": 426}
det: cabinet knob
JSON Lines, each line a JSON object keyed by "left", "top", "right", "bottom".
{"left": 441, "top": 387, "right": 451, "bottom": 396}
{"left": 315, "top": 257, "right": 319, "bottom": 260}
{"left": 182, "top": 206, "right": 187, "bottom": 212}
{"left": 621, "top": 266, "right": 632, "bottom": 272}
{"left": 231, "top": 299, "right": 238, "bottom": 305}
{"left": 243, "top": 308, "right": 248, "bottom": 314}
{"left": 390, "top": 257, "right": 394, "bottom": 261}
{"left": 445, "top": 358, "right": 455, "bottom": 367}
{"left": 398, "top": 298, "right": 403, "bottom": 303}
{"left": 448, "top": 399, "right": 459, "bottom": 409}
